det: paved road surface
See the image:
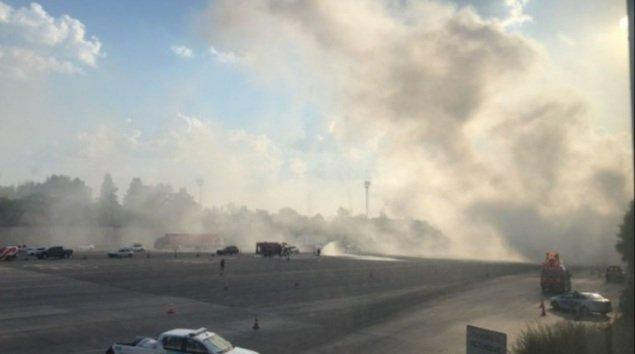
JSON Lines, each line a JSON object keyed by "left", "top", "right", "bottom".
{"left": 0, "top": 253, "right": 622, "bottom": 353}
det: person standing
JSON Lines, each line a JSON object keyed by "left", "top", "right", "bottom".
{"left": 220, "top": 258, "right": 225, "bottom": 276}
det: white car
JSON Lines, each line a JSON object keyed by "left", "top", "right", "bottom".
{"left": 108, "top": 248, "right": 134, "bottom": 258}
{"left": 106, "top": 327, "right": 258, "bottom": 354}
{"left": 130, "top": 243, "right": 145, "bottom": 252}
{"left": 27, "top": 247, "right": 46, "bottom": 256}
{"left": 550, "top": 291, "right": 612, "bottom": 315}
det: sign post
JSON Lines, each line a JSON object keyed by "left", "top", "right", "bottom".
{"left": 466, "top": 325, "right": 507, "bottom": 354}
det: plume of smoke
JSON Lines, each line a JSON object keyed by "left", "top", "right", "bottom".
{"left": 198, "top": 0, "right": 633, "bottom": 264}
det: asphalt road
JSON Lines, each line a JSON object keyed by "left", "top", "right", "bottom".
{"left": 0, "top": 252, "right": 622, "bottom": 353}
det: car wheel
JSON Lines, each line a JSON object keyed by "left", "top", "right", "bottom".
{"left": 551, "top": 301, "right": 560, "bottom": 311}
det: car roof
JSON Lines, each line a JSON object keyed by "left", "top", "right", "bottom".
{"left": 580, "top": 292, "right": 602, "bottom": 297}
{"left": 163, "top": 328, "right": 217, "bottom": 338}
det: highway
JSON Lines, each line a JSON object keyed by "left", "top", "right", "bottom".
{"left": 0, "top": 252, "right": 622, "bottom": 353}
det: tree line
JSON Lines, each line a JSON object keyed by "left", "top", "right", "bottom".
{"left": 0, "top": 174, "right": 449, "bottom": 254}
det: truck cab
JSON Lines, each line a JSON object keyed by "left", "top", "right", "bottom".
{"left": 107, "top": 327, "right": 258, "bottom": 354}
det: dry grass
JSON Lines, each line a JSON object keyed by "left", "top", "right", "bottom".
{"left": 513, "top": 321, "right": 613, "bottom": 354}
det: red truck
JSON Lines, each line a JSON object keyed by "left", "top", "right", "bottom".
{"left": 540, "top": 252, "right": 571, "bottom": 294}
{"left": 255, "top": 242, "right": 295, "bottom": 257}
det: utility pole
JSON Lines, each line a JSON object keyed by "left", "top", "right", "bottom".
{"left": 196, "top": 178, "right": 204, "bottom": 206}
{"left": 364, "top": 180, "right": 371, "bottom": 218}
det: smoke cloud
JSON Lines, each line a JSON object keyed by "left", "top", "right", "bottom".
{"left": 198, "top": 0, "right": 633, "bottom": 263}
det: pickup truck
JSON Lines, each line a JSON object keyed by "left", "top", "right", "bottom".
{"left": 106, "top": 327, "right": 258, "bottom": 354}
{"left": 36, "top": 246, "right": 73, "bottom": 259}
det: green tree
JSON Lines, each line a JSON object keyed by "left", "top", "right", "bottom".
{"left": 97, "top": 173, "right": 121, "bottom": 227}
{"left": 123, "top": 177, "right": 147, "bottom": 209}
{"left": 616, "top": 201, "right": 634, "bottom": 274}
{"left": 616, "top": 201, "right": 634, "bottom": 321}
{"left": 0, "top": 197, "right": 23, "bottom": 226}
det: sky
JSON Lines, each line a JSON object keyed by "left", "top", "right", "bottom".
{"left": 0, "top": 0, "right": 632, "bottom": 261}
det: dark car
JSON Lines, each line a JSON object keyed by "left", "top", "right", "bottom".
{"left": 216, "top": 246, "right": 239, "bottom": 256}
{"left": 37, "top": 246, "right": 73, "bottom": 259}
{"left": 605, "top": 266, "right": 626, "bottom": 283}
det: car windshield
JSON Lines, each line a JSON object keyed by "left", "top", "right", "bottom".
{"left": 202, "top": 334, "right": 233, "bottom": 353}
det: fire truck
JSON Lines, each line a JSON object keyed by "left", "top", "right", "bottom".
{"left": 540, "top": 252, "right": 571, "bottom": 294}
{"left": 255, "top": 242, "right": 295, "bottom": 257}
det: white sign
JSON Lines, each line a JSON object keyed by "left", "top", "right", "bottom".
{"left": 466, "top": 325, "right": 507, "bottom": 354}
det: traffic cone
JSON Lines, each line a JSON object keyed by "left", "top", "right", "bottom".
{"left": 252, "top": 316, "right": 260, "bottom": 330}
{"left": 540, "top": 299, "right": 546, "bottom": 316}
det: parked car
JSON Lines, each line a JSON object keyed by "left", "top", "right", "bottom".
{"left": 27, "top": 247, "right": 46, "bottom": 256}
{"left": 36, "top": 246, "right": 73, "bottom": 259}
{"left": 106, "top": 327, "right": 258, "bottom": 354}
{"left": 216, "top": 246, "right": 240, "bottom": 256}
{"left": 108, "top": 248, "right": 134, "bottom": 258}
{"left": 130, "top": 243, "right": 145, "bottom": 252}
{"left": 605, "top": 266, "right": 626, "bottom": 283}
{"left": 0, "top": 246, "right": 19, "bottom": 261}
{"left": 550, "top": 291, "right": 612, "bottom": 315}
{"left": 286, "top": 246, "right": 300, "bottom": 255}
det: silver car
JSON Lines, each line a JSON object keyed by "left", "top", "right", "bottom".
{"left": 550, "top": 291, "right": 612, "bottom": 315}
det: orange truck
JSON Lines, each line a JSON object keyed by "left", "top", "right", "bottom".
{"left": 540, "top": 252, "right": 571, "bottom": 294}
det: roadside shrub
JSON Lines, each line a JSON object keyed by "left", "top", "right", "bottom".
{"left": 513, "top": 322, "right": 611, "bottom": 354}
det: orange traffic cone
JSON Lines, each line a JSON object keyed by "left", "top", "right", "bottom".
{"left": 252, "top": 316, "right": 260, "bottom": 330}
{"left": 540, "top": 299, "right": 546, "bottom": 316}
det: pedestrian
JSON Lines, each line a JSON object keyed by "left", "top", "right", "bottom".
{"left": 220, "top": 258, "right": 225, "bottom": 276}
{"left": 317, "top": 248, "right": 321, "bottom": 256}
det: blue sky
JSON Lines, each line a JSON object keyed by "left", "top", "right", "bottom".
{"left": 2, "top": 0, "right": 628, "bottom": 139}
{"left": 3, "top": 0, "right": 301, "bottom": 138}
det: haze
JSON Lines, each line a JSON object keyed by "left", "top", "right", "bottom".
{"left": 0, "top": 0, "right": 632, "bottom": 264}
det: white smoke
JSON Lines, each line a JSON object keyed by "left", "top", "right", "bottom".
{"left": 199, "top": 0, "right": 633, "bottom": 263}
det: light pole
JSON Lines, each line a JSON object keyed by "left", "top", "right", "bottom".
{"left": 196, "top": 178, "right": 204, "bottom": 206}
{"left": 364, "top": 180, "right": 371, "bottom": 218}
